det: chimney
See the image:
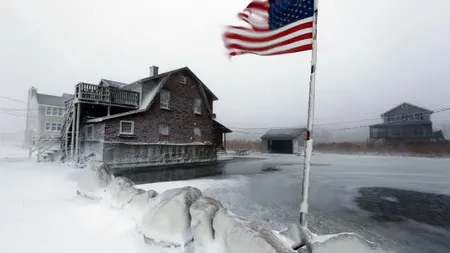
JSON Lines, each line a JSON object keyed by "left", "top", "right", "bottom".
{"left": 149, "top": 66, "right": 159, "bottom": 77}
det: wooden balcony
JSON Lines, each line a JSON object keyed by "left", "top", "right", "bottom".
{"left": 75, "top": 83, "right": 140, "bottom": 108}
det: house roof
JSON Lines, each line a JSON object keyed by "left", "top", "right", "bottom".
{"left": 99, "top": 79, "right": 127, "bottom": 88}
{"left": 87, "top": 67, "right": 219, "bottom": 123}
{"left": 86, "top": 75, "right": 171, "bottom": 123}
{"left": 213, "top": 120, "right": 232, "bottom": 133}
{"left": 127, "top": 67, "right": 219, "bottom": 101}
{"left": 380, "top": 102, "right": 433, "bottom": 117}
{"left": 261, "top": 128, "right": 307, "bottom": 140}
{"left": 35, "top": 93, "right": 66, "bottom": 107}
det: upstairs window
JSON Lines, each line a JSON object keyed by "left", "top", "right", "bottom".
{"left": 160, "top": 90, "right": 170, "bottom": 110}
{"left": 193, "top": 127, "right": 201, "bottom": 142}
{"left": 85, "top": 125, "right": 94, "bottom": 140}
{"left": 45, "top": 106, "right": 64, "bottom": 117}
{"left": 194, "top": 98, "right": 202, "bottom": 114}
{"left": 179, "top": 76, "right": 188, "bottom": 84}
{"left": 159, "top": 124, "right": 170, "bottom": 142}
{"left": 120, "top": 121, "right": 134, "bottom": 135}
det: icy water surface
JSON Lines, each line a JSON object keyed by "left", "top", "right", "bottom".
{"left": 132, "top": 153, "right": 450, "bottom": 253}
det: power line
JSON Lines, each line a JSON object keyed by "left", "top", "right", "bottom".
{"left": 0, "top": 95, "right": 26, "bottom": 104}
{"left": 331, "top": 107, "right": 450, "bottom": 131}
{"left": 229, "top": 107, "right": 450, "bottom": 133}
{"left": 0, "top": 111, "right": 27, "bottom": 117}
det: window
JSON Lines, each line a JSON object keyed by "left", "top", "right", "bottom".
{"left": 194, "top": 98, "right": 202, "bottom": 114}
{"left": 407, "top": 113, "right": 414, "bottom": 121}
{"left": 46, "top": 107, "right": 53, "bottom": 115}
{"left": 193, "top": 127, "right": 201, "bottom": 142}
{"left": 120, "top": 121, "right": 134, "bottom": 135}
{"left": 401, "top": 114, "right": 407, "bottom": 121}
{"left": 159, "top": 124, "right": 169, "bottom": 141}
{"left": 85, "top": 125, "right": 94, "bottom": 140}
{"left": 160, "top": 90, "right": 170, "bottom": 110}
{"left": 45, "top": 122, "right": 62, "bottom": 132}
{"left": 45, "top": 106, "right": 64, "bottom": 117}
{"left": 401, "top": 104, "right": 408, "bottom": 109}
{"left": 179, "top": 76, "right": 188, "bottom": 84}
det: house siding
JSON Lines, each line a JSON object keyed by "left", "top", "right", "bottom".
{"left": 38, "top": 105, "right": 65, "bottom": 137}
{"left": 103, "top": 72, "right": 214, "bottom": 144}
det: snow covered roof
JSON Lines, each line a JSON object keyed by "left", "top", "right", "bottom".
{"left": 35, "top": 93, "right": 66, "bottom": 106}
{"left": 99, "top": 79, "right": 127, "bottom": 88}
{"left": 260, "top": 128, "right": 307, "bottom": 140}
{"left": 86, "top": 75, "right": 171, "bottom": 123}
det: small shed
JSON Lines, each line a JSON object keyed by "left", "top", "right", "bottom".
{"left": 260, "top": 128, "right": 307, "bottom": 154}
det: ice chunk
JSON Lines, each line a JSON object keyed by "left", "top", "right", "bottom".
{"left": 123, "top": 190, "right": 158, "bottom": 223}
{"left": 102, "top": 176, "right": 143, "bottom": 209}
{"left": 76, "top": 161, "right": 113, "bottom": 200}
{"left": 138, "top": 186, "right": 202, "bottom": 249}
{"left": 189, "top": 196, "right": 223, "bottom": 252}
{"left": 213, "top": 208, "right": 295, "bottom": 253}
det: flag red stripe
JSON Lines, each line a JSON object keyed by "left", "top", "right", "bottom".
{"left": 224, "top": 33, "right": 312, "bottom": 52}
{"left": 230, "top": 44, "right": 312, "bottom": 56}
{"left": 224, "top": 21, "right": 313, "bottom": 43}
{"left": 245, "top": 1, "right": 269, "bottom": 12}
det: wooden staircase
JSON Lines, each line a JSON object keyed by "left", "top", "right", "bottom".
{"left": 60, "top": 98, "right": 74, "bottom": 161}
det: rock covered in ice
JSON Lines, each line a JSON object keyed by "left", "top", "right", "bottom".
{"left": 123, "top": 190, "right": 158, "bottom": 223}
{"left": 138, "top": 186, "right": 202, "bottom": 248}
{"left": 213, "top": 208, "right": 295, "bottom": 253}
{"left": 190, "top": 196, "right": 223, "bottom": 252}
{"left": 102, "top": 176, "right": 143, "bottom": 209}
{"left": 76, "top": 161, "right": 113, "bottom": 200}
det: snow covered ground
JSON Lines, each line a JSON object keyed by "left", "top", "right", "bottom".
{"left": 1, "top": 143, "right": 449, "bottom": 253}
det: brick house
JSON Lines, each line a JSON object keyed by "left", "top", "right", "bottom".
{"left": 60, "top": 66, "right": 231, "bottom": 170}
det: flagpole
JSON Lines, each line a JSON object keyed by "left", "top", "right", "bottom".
{"left": 299, "top": 0, "right": 319, "bottom": 228}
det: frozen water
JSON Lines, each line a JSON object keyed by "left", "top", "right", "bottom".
{"left": 138, "top": 186, "right": 202, "bottom": 249}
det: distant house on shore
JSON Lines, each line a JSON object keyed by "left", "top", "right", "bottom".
{"left": 24, "top": 87, "right": 72, "bottom": 147}
{"left": 260, "top": 128, "right": 306, "bottom": 154}
{"left": 369, "top": 102, "right": 444, "bottom": 144}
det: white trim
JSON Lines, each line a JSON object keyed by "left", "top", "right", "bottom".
{"left": 120, "top": 120, "right": 135, "bottom": 135}
{"left": 85, "top": 125, "right": 94, "bottom": 140}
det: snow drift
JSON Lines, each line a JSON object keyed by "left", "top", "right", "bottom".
{"left": 76, "top": 161, "right": 113, "bottom": 200}
{"left": 103, "top": 176, "right": 144, "bottom": 209}
{"left": 138, "top": 186, "right": 202, "bottom": 248}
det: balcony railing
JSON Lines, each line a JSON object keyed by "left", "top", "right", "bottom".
{"left": 76, "top": 83, "right": 140, "bottom": 107}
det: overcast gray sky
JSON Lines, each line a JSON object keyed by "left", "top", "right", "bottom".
{"left": 1, "top": 0, "right": 450, "bottom": 139}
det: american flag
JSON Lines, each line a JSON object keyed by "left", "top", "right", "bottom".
{"left": 223, "top": 0, "right": 315, "bottom": 56}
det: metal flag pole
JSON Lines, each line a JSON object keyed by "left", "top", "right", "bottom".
{"left": 299, "top": 0, "right": 319, "bottom": 228}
